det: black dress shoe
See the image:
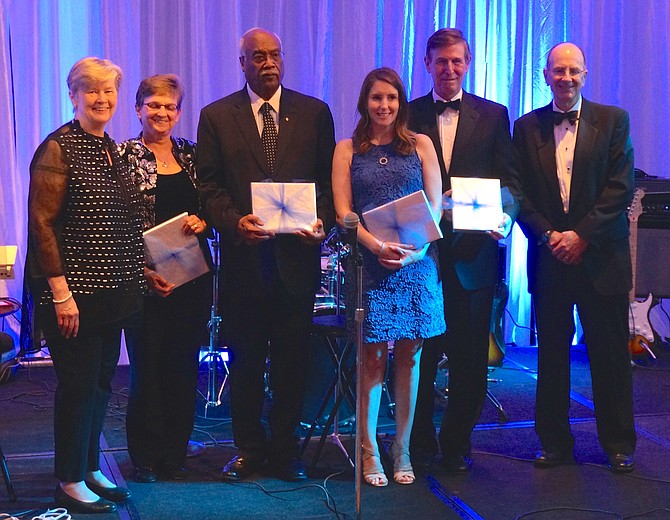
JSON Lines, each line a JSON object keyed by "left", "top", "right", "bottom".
{"left": 158, "top": 464, "right": 188, "bottom": 481}
{"left": 221, "top": 455, "right": 263, "bottom": 482}
{"left": 135, "top": 466, "right": 158, "bottom": 483}
{"left": 442, "top": 454, "right": 473, "bottom": 473}
{"left": 85, "top": 481, "right": 131, "bottom": 502}
{"left": 270, "top": 456, "right": 307, "bottom": 482}
{"left": 411, "top": 448, "right": 437, "bottom": 469}
{"left": 55, "top": 485, "right": 117, "bottom": 514}
{"left": 607, "top": 453, "right": 635, "bottom": 473}
{"left": 534, "top": 449, "right": 575, "bottom": 468}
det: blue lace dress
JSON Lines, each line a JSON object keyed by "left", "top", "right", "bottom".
{"left": 349, "top": 143, "right": 446, "bottom": 343}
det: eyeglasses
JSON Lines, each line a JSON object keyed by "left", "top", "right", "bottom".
{"left": 248, "top": 51, "right": 284, "bottom": 64}
{"left": 143, "top": 102, "right": 180, "bottom": 113}
{"left": 550, "top": 67, "right": 586, "bottom": 79}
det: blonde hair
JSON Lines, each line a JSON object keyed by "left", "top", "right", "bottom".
{"left": 67, "top": 57, "right": 122, "bottom": 96}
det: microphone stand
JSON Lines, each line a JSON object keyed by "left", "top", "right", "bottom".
{"left": 343, "top": 212, "right": 363, "bottom": 519}
{"left": 352, "top": 240, "right": 364, "bottom": 519}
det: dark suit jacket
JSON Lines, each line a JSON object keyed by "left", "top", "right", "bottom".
{"left": 197, "top": 86, "right": 336, "bottom": 296}
{"left": 409, "top": 91, "right": 521, "bottom": 290}
{"left": 513, "top": 99, "right": 634, "bottom": 295}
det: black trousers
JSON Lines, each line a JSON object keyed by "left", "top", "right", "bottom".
{"left": 411, "top": 260, "right": 494, "bottom": 458}
{"left": 41, "top": 313, "right": 123, "bottom": 482}
{"left": 533, "top": 252, "right": 636, "bottom": 455}
{"left": 125, "top": 276, "right": 210, "bottom": 469}
{"left": 223, "top": 278, "right": 314, "bottom": 462}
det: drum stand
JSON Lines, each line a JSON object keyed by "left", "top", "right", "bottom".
{"left": 435, "top": 354, "right": 509, "bottom": 423}
{"left": 199, "top": 231, "right": 230, "bottom": 416}
{"left": 303, "top": 231, "right": 356, "bottom": 468}
{"left": 302, "top": 315, "right": 357, "bottom": 470}
{"left": 330, "top": 357, "right": 354, "bottom": 466}
{"left": 0, "top": 442, "right": 16, "bottom": 502}
{"left": 324, "top": 234, "right": 354, "bottom": 465}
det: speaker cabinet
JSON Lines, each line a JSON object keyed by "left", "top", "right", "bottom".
{"left": 636, "top": 227, "right": 670, "bottom": 298}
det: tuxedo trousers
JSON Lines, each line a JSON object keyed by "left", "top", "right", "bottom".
{"left": 533, "top": 250, "right": 636, "bottom": 455}
{"left": 412, "top": 257, "right": 494, "bottom": 458}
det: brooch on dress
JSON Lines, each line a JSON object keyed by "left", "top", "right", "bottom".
{"left": 379, "top": 157, "right": 388, "bottom": 166}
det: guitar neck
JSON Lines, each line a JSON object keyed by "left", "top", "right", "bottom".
{"left": 629, "top": 219, "right": 638, "bottom": 302}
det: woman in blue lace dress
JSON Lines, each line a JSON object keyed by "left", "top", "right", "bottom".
{"left": 332, "top": 67, "right": 445, "bottom": 486}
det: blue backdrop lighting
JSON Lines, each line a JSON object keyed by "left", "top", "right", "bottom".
{"left": 1, "top": 0, "right": 668, "bottom": 349}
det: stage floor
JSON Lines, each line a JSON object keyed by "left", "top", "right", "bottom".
{"left": 1, "top": 342, "right": 670, "bottom": 520}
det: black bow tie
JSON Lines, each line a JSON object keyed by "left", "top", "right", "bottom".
{"left": 435, "top": 99, "right": 461, "bottom": 115}
{"left": 553, "top": 111, "right": 579, "bottom": 126}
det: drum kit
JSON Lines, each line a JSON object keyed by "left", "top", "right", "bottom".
{"left": 314, "top": 226, "right": 348, "bottom": 314}
{"left": 313, "top": 225, "right": 396, "bottom": 414}
{"left": 199, "top": 226, "right": 349, "bottom": 417}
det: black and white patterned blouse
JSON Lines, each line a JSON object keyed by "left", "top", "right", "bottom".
{"left": 118, "top": 135, "right": 198, "bottom": 230}
{"left": 27, "top": 120, "right": 145, "bottom": 322}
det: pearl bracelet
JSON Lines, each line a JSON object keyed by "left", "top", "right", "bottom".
{"left": 52, "top": 291, "right": 73, "bottom": 305}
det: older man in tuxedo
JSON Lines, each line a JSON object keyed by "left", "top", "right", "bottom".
{"left": 513, "top": 42, "right": 636, "bottom": 472}
{"left": 408, "top": 28, "right": 521, "bottom": 472}
{"left": 197, "top": 28, "right": 335, "bottom": 482}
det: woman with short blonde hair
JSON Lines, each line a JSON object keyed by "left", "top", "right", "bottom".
{"left": 28, "top": 56, "right": 141, "bottom": 513}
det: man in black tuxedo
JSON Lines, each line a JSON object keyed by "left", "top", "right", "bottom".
{"left": 408, "top": 28, "right": 521, "bottom": 471}
{"left": 197, "top": 28, "right": 335, "bottom": 482}
{"left": 513, "top": 42, "right": 636, "bottom": 473}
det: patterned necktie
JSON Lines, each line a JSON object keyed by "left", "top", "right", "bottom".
{"left": 553, "top": 110, "right": 579, "bottom": 126}
{"left": 260, "top": 102, "right": 278, "bottom": 172}
{"left": 435, "top": 99, "right": 461, "bottom": 115}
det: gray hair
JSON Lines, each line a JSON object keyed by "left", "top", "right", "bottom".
{"left": 238, "top": 27, "right": 283, "bottom": 57}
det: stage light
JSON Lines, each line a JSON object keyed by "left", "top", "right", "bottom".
{"left": 0, "top": 246, "right": 17, "bottom": 279}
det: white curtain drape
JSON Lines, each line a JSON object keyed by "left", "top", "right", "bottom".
{"left": 1, "top": 0, "right": 668, "bottom": 347}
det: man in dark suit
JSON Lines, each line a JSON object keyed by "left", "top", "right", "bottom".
{"left": 513, "top": 42, "right": 636, "bottom": 473}
{"left": 197, "top": 28, "right": 335, "bottom": 482}
{"left": 408, "top": 28, "right": 521, "bottom": 472}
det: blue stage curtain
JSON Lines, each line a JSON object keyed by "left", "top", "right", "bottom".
{"left": 1, "top": 0, "right": 668, "bottom": 346}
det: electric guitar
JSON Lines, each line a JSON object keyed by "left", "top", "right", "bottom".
{"left": 627, "top": 188, "right": 655, "bottom": 358}
{"left": 488, "top": 279, "right": 508, "bottom": 367}
{"left": 488, "top": 243, "right": 508, "bottom": 367}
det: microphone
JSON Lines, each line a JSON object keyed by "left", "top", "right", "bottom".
{"left": 343, "top": 212, "right": 360, "bottom": 260}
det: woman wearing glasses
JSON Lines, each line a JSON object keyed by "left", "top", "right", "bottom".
{"left": 119, "top": 74, "right": 212, "bottom": 483}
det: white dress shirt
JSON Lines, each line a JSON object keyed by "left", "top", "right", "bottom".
{"left": 553, "top": 96, "right": 582, "bottom": 213}
{"left": 433, "top": 89, "right": 463, "bottom": 174}
{"left": 247, "top": 84, "right": 282, "bottom": 136}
